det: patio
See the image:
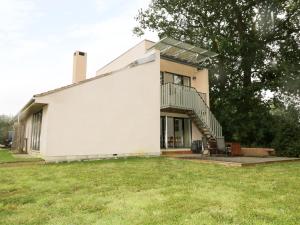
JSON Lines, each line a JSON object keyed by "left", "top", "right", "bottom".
{"left": 169, "top": 154, "right": 300, "bottom": 167}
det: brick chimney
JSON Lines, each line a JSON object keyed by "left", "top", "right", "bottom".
{"left": 72, "top": 51, "right": 87, "bottom": 83}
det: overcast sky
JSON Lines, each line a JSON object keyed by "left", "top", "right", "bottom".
{"left": 0, "top": 0, "right": 157, "bottom": 115}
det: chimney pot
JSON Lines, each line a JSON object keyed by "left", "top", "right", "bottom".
{"left": 73, "top": 51, "right": 87, "bottom": 83}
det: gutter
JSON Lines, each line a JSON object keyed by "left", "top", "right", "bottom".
{"left": 13, "top": 98, "right": 35, "bottom": 122}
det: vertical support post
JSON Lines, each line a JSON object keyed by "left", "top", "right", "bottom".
{"left": 165, "top": 116, "right": 168, "bottom": 149}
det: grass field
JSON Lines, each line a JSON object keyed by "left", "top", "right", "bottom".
{"left": 0, "top": 150, "right": 41, "bottom": 164}
{"left": 0, "top": 152, "right": 299, "bottom": 225}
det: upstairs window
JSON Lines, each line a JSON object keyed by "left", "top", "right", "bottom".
{"left": 160, "top": 72, "right": 191, "bottom": 86}
{"left": 174, "top": 75, "right": 182, "bottom": 85}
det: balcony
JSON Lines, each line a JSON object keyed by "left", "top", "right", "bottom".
{"left": 160, "top": 83, "right": 222, "bottom": 138}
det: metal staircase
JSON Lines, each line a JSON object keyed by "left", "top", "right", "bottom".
{"left": 161, "top": 83, "right": 223, "bottom": 139}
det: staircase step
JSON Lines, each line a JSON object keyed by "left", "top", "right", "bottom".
{"left": 187, "top": 109, "right": 220, "bottom": 139}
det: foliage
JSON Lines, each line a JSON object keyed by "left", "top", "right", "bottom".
{"left": 1, "top": 157, "right": 300, "bottom": 224}
{"left": 134, "top": 0, "right": 300, "bottom": 151}
{"left": 271, "top": 104, "right": 300, "bottom": 157}
{"left": 0, "top": 115, "right": 13, "bottom": 145}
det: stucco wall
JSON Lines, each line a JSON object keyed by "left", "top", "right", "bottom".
{"left": 160, "top": 59, "right": 210, "bottom": 106}
{"left": 96, "top": 40, "right": 155, "bottom": 75}
{"left": 35, "top": 53, "right": 160, "bottom": 161}
{"left": 39, "top": 106, "right": 48, "bottom": 155}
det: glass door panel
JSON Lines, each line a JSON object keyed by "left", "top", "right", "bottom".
{"left": 160, "top": 117, "right": 165, "bottom": 148}
{"left": 174, "top": 118, "right": 184, "bottom": 148}
{"left": 167, "top": 117, "right": 174, "bottom": 148}
{"left": 183, "top": 118, "right": 191, "bottom": 147}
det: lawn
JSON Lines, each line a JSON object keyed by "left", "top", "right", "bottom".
{"left": 0, "top": 156, "right": 299, "bottom": 225}
{"left": 0, "top": 149, "right": 41, "bottom": 163}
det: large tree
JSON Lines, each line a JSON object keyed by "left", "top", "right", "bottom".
{"left": 134, "top": 0, "right": 300, "bottom": 146}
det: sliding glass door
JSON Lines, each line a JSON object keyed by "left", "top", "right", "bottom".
{"left": 161, "top": 116, "right": 192, "bottom": 149}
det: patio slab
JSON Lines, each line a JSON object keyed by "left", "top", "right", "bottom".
{"left": 169, "top": 155, "right": 300, "bottom": 166}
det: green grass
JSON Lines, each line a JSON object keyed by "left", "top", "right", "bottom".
{"left": 0, "top": 149, "right": 41, "bottom": 163}
{"left": 0, "top": 157, "right": 299, "bottom": 225}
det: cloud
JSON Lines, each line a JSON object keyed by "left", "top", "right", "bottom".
{"left": 0, "top": 0, "right": 45, "bottom": 59}
{"left": 0, "top": 0, "right": 37, "bottom": 34}
{"left": 94, "top": 0, "right": 109, "bottom": 13}
{"left": 67, "top": 0, "right": 157, "bottom": 74}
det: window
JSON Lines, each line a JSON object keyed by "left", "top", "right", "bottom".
{"left": 31, "top": 110, "right": 43, "bottom": 151}
{"left": 160, "top": 72, "right": 191, "bottom": 86}
{"left": 164, "top": 72, "right": 174, "bottom": 84}
{"left": 183, "top": 77, "right": 190, "bottom": 86}
{"left": 173, "top": 75, "right": 183, "bottom": 85}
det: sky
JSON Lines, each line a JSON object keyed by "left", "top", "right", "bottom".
{"left": 0, "top": 0, "right": 157, "bottom": 115}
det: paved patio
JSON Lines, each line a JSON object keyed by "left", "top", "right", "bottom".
{"left": 169, "top": 155, "right": 300, "bottom": 166}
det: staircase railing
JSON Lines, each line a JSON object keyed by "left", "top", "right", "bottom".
{"left": 161, "top": 83, "right": 223, "bottom": 138}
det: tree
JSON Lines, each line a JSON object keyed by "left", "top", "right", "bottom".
{"left": 0, "top": 115, "right": 13, "bottom": 145}
{"left": 134, "top": 0, "right": 300, "bottom": 147}
{"left": 271, "top": 103, "right": 300, "bottom": 157}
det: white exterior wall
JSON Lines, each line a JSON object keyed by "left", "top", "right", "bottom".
{"left": 96, "top": 40, "right": 154, "bottom": 75}
{"left": 35, "top": 53, "right": 160, "bottom": 162}
{"left": 39, "top": 106, "right": 48, "bottom": 155}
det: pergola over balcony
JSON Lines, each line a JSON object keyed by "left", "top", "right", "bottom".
{"left": 149, "top": 37, "right": 218, "bottom": 67}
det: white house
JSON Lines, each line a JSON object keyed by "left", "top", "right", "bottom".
{"left": 13, "top": 37, "right": 223, "bottom": 162}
